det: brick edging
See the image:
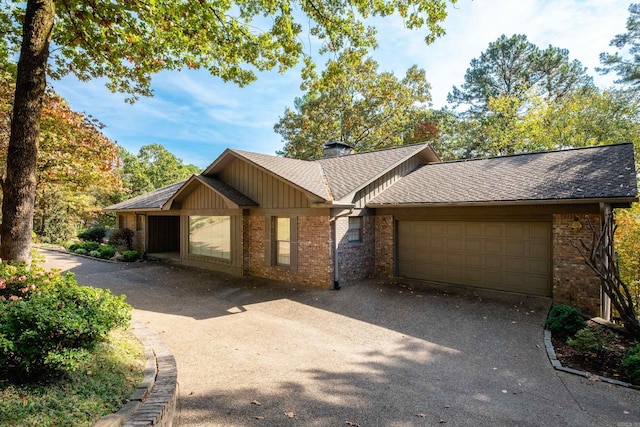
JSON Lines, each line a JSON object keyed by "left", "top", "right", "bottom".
{"left": 95, "top": 321, "right": 178, "bottom": 427}
{"left": 543, "top": 329, "right": 639, "bottom": 390}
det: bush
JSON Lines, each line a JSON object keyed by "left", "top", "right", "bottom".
{"left": 68, "top": 243, "right": 81, "bottom": 252}
{"left": 567, "top": 327, "right": 615, "bottom": 354}
{"left": 74, "top": 248, "right": 87, "bottom": 255}
{"left": 0, "top": 262, "right": 131, "bottom": 382}
{"left": 77, "top": 225, "right": 107, "bottom": 243}
{"left": 110, "top": 228, "right": 134, "bottom": 251}
{"left": 89, "top": 250, "right": 101, "bottom": 258}
{"left": 98, "top": 245, "right": 116, "bottom": 260}
{"left": 546, "top": 304, "right": 586, "bottom": 339}
{"left": 622, "top": 343, "right": 640, "bottom": 384}
{"left": 122, "top": 250, "right": 138, "bottom": 262}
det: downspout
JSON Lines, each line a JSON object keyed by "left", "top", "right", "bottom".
{"left": 329, "top": 208, "right": 354, "bottom": 290}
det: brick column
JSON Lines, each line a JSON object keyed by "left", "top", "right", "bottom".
{"left": 375, "top": 215, "right": 394, "bottom": 278}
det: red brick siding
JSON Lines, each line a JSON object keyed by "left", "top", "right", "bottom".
{"left": 375, "top": 215, "right": 394, "bottom": 278}
{"left": 335, "top": 216, "right": 375, "bottom": 282}
{"left": 248, "top": 215, "right": 331, "bottom": 288}
{"left": 552, "top": 213, "right": 602, "bottom": 316}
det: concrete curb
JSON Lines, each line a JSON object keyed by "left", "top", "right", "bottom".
{"left": 95, "top": 321, "right": 178, "bottom": 427}
{"left": 543, "top": 329, "right": 639, "bottom": 389}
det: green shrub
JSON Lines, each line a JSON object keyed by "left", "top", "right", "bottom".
{"left": 89, "top": 250, "right": 101, "bottom": 258}
{"left": 98, "top": 245, "right": 116, "bottom": 259}
{"left": 77, "top": 225, "right": 107, "bottom": 243}
{"left": 0, "top": 262, "right": 131, "bottom": 382}
{"left": 110, "top": 228, "right": 134, "bottom": 251}
{"left": 546, "top": 304, "right": 586, "bottom": 339}
{"left": 622, "top": 343, "right": 640, "bottom": 384}
{"left": 68, "top": 243, "right": 81, "bottom": 252}
{"left": 122, "top": 250, "right": 138, "bottom": 262}
{"left": 567, "top": 327, "right": 615, "bottom": 354}
{"left": 74, "top": 248, "right": 88, "bottom": 255}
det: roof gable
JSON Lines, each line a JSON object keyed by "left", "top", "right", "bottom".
{"left": 368, "top": 143, "right": 638, "bottom": 206}
{"left": 315, "top": 143, "right": 439, "bottom": 202}
{"left": 104, "top": 180, "right": 187, "bottom": 211}
{"left": 163, "top": 175, "right": 258, "bottom": 209}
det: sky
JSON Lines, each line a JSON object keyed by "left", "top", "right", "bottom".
{"left": 52, "top": 0, "right": 632, "bottom": 169}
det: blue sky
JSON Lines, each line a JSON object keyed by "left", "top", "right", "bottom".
{"left": 52, "top": 0, "right": 631, "bottom": 169}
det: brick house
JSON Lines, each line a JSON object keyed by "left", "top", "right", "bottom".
{"left": 105, "top": 142, "right": 638, "bottom": 317}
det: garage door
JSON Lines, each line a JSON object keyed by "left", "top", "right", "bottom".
{"left": 397, "top": 221, "right": 551, "bottom": 296}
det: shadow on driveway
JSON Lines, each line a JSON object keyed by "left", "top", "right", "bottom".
{"left": 42, "top": 250, "right": 640, "bottom": 427}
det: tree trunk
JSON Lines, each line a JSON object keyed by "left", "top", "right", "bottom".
{"left": 0, "top": 0, "right": 54, "bottom": 263}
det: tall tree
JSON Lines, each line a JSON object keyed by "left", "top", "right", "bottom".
{"left": 117, "top": 144, "right": 200, "bottom": 198}
{"left": 0, "top": 0, "right": 456, "bottom": 262}
{"left": 275, "top": 50, "right": 431, "bottom": 159}
{"left": 448, "top": 34, "right": 592, "bottom": 114}
{"left": 599, "top": 3, "right": 640, "bottom": 89}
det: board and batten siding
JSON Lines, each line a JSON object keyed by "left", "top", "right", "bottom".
{"left": 181, "top": 184, "right": 228, "bottom": 210}
{"left": 220, "top": 159, "right": 311, "bottom": 208}
{"left": 352, "top": 157, "right": 420, "bottom": 208}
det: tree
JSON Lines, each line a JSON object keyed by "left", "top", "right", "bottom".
{"left": 448, "top": 34, "right": 592, "bottom": 114}
{"left": 0, "top": 54, "right": 121, "bottom": 242}
{"left": 275, "top": 50, "right": 431, "bottom": 159}
{"left": 599, "top": 3, "right": 640, "bottom": 89}
{"left": 0, "top": 0, "right": 456, "bottom": 262}
{"left": 117, "top": 144, "right": 201, "bottom": 198}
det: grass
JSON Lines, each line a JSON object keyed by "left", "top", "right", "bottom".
{"left": 0, "top": 328, "right": 145, "bottom": 427}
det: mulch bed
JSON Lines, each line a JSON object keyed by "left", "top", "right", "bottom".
{"left": 551, "top": 320, "right": 639, "bottom": 385}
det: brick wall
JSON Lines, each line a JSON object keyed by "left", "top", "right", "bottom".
{"left": 248, "top": 215, "right": 331, "bottom": 288}
{"left": 552, "top": 213, "right": 603, "bottom": 316}
{"left": 375, "top": 215, "right": 394, "bottom": 278}
{"left": 335, "top": 216, "right": 375, "bottom": 283}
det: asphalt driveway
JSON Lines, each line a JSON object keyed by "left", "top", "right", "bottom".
{"left": 42, "top": 250, "right": 640, "bottom": 427}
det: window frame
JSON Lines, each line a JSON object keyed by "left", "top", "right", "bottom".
{"left": 346, "top": 216, "right": 363, "bottom": 243}
{"left": 187, "top": 215, "right": 232, "bottom": 261}
{"left": 265, "top": 216, "right": 298, "bottom": 270}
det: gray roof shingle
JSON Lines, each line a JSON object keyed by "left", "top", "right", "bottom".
{"left": 315, "top": 143, "right": 431, "bottom": 200}
{"left": 191, "top": 176, "right": 258, "bottom": 207}
{"left": 104, "top": 180, "right": 187, "bottom": 211}
{"left": 368, "top": 143, "right": 638, "bottom": 206}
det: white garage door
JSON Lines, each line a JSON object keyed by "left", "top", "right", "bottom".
{"left": 397, "top": 221, "right": 551, "bottom": 296}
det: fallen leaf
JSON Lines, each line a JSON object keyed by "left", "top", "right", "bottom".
{"left": 416, "top": 413, "right": 427, "bottom": 418}
{"left": 251, "top": 400, "right": 261, "bottom": 406}
{"left": 439, "top": 419, "right": 447, "bottom": 424}
{"left": 502, "top": 390, "right": 507, "bottom": 394}
{"left": 624, "top": 410, "right": 630, "bottom": 415}
{"left": 255, "top": 416, "right": 265, "bottom": 420}
{"left": 345, "top": 421, "right": 360, "bottom": 426}
{"left": 22, "top": 399, "right": 28, "bottom": 407}
{"left": 285, "top": 411, "right": 295, "bottom": 418}
{"left": 444, "top": 405, "right": 450, "bottom": 409}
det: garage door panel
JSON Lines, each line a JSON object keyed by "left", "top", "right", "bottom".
{"left": 398, "top": 220, "right": 551, "bottom": 297}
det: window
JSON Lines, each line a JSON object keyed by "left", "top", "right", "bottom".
{"left": 276, "top": 217, "right": 291, "bottom": 266}
{"left": 188, "top": 216, "right": 231, "bottom": 260}
{"left": 347, "top": 217, "right": 362, "bottom": 242}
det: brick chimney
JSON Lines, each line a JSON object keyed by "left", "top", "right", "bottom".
{"left": 322, "top": 141, "right": 354, "bottom": 158}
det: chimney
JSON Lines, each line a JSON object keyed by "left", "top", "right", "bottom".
{"left": 322, "top": 141, "right": 354, "bottom": 158}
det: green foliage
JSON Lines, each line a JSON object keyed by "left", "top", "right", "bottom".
{"left": 116, "top": 144, "right": 200, "bottom": 198}
{"left": 0, "top": 263, "right": 131, "bottom": 382}
{"left": 546, "top": 304, "right": 587, "bottom": 339}
{"left": 121, "top": 251, "right": 138, "bottom": 262}
{"left": 567, "top": 327, "right": 615, "bottom": 354}
{"left": 73, "top": 248, "right": 87, "bottom": 255}
{"left": 77, "top": 225, "right": 107, "bottom": 243}
{"left": 109, "top": 228, "right": 134, "bottom": 251}
{"left": 448, "top": 34, "right": 592, "bottom": 114}
{"left": 615, "top": 203, "right": 640, "bottom": 311}
{"left": 0, "top": 329, "right": 144, "bottom": 426}
{"left": 622, "top": 343, "right": 640, "bottom": 383}
{"left": 275, "top": 49, "right": 432, "bottom": 159}
{"left": 98, "top": 245, "right": 116, "bottom": 260}
{"left": 599, "top": 4, "right": 640, "bottom": 89}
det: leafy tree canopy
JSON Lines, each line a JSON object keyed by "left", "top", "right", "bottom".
{"left": 118, "top": 144, "right": 200, "bottom": 198}
{"left": 275, "top": 49, "right": 431, "bottom": 159}
{"left": 448, "top": 34, "right": 593, "bottom": 114}
{"left": 599, "top": 3, "right": 640, "bottom": 89}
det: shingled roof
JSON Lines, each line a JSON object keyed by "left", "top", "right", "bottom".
{"left": 368, "top": 143, "right": 638, "bottom": 207}
{"left": 104, "top": 180, "right": 187, "bottom": 211}
{"left": 315, "top": 143, "right": 437, "bottom": 200}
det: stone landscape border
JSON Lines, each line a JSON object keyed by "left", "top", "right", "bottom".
{"left": 95, "top": 321, "right": 178, "bottom": 427}
{"left": 543, "top": 329, "right": 639, "bottom": 389}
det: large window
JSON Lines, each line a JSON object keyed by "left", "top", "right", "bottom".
{"left": 276, "top": 217, "right": 291, "bottom": 266}
{"left": 188, "top": 216, "right": 231, "bottom": 260}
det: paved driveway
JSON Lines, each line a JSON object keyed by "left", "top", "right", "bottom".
{"left": 42, "top": 250, "right": 640, "bottom": 427}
